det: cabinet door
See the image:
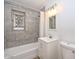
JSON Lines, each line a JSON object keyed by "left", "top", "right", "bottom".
{"left": 47, "top": 45, "right": 58, "bottom": 59}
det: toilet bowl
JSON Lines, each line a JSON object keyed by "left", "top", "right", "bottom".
{"left": 60, "top": 41, "right": 75, "bottom": 59}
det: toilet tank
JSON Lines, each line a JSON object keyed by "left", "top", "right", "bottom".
{"left": 60, "top": 42, "right": 75, "bottom": 59}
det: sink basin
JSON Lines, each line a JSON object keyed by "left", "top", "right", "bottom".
{"left": 38, "top": 37, "right": 57, "bottom": 43}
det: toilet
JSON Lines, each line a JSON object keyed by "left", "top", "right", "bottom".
{"left": 60, "top": 41, "right": 75, "bottom": 59}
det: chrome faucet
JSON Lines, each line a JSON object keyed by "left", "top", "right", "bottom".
{"left": 49, "top": 36, "right": 52, "bottom": 38}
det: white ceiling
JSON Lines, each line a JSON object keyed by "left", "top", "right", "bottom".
{"left": 5, "top": 0, "right": 48, "bottom": 11}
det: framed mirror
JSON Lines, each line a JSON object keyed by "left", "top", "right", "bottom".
{"left": 49, "top": 16, "right": 56, "bottom": 29}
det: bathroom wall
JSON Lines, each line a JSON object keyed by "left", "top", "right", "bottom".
{"left": 44, "top": 0, "right": 60, "bottom": 39}
{"left": 4, "top": 1, "right": 40, "bottom": 48}
{"left": 57, "top": 0, "right": 75, "bottom": 44}
{"left": 44, "top": 0, "right": 75, "bottom": 44}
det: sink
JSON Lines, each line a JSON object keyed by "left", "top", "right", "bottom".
{"left": 38, "top": 37, "right": 57, "bottom": 43}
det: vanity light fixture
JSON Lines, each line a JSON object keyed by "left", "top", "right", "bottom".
{"left": 47, "top": 3, "right": 64, "bottom": 17}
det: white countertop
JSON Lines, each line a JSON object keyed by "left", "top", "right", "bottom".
{"left": 38, "top": 37, "right": 58, "bottom": 43}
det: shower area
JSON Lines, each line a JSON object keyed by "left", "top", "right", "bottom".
{"left": 4, "top": 1, "right": 40, "bottom": 59}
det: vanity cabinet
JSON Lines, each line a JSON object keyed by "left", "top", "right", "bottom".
{"left": 38, "top": 37, "right": 58, "bottom": 59}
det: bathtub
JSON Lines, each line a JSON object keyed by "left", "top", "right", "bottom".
{"left": 4, "top": 42, "right": 38, "bottom": 59}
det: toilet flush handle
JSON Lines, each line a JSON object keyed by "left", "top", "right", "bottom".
{"left": 72, "top": 50, "right": 75, "bottom": 54}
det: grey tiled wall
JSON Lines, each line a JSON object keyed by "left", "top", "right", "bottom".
{"left": 4, "top": 2, "right": 40, "bottom": 48}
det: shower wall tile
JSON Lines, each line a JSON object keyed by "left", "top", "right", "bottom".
{"left": 4, "top": 2, "right": 40, "bottom": 48}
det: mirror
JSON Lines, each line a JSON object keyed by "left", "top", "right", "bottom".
{"left": 49, "top": 16, "right": 56, "bottom": 29}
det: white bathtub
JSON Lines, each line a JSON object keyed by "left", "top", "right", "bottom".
{"left": 4, "top": 42, "right": 38, "bottom": 59}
